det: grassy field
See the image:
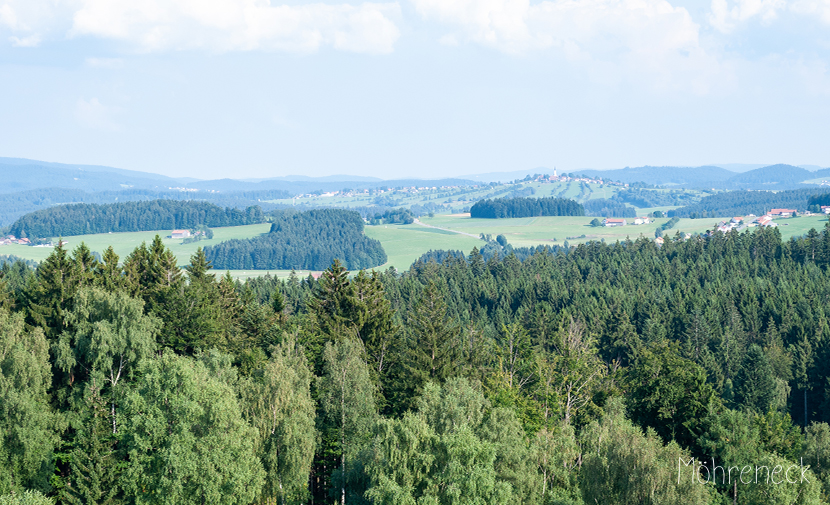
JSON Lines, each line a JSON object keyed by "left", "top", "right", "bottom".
{"left": 364, "top": 224, "right": 483, "bottom": 270}
{"left": 419, "top": 213, "right": 830, "bottom": 247}
{"left": 0, "top": 223, "right": 271, "bottom": 264}
{"left": 4, "top": 214, "right": 826, "bottom": 278}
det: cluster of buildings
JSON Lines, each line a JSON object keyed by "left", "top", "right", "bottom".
{"left": 530, "top": 171, "right": 628, "bottom": 187}
{"left": 713, "top": 208, "right": 801, "bottom": 233}
{"left": 601, "top": 216, "right": 652, "bottom": 227}
{"left": 0, "top": 235, "right": 30, "bottom": 246}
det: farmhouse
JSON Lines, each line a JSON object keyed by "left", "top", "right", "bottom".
{"left": 768, "top": 209, "right": 796, "bottom": 217}
{"left": 822, "top": 206, "right": 830, "bottom": 214}
{"left": 171, "top": 229, "right": 191, "bottom": 239}
{"left": 755, "top": 215, "right": 776, "bottom": 227}
{"left": 603, "top": 218, "right": 627, "bottom": 227}
{"left": 633, "top": 217, "right": 651, "bottom": 225}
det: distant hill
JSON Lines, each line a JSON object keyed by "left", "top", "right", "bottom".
{"left": 577, "top": 166, "right": 735, "bottom": 186}
{"left": 0, "top": 157, "right": 185, "bottom": 193}
{"left": 183, "top": 177, "right": 481, "bottom": 195}
{"left": 669, "top": 188, "right": 828, "bottom": 218}
{"left": 577, "top": 164, "right": 828, "bottom": 190}
{"left": 724, "top": 164, "right": 814, "bottom": 189}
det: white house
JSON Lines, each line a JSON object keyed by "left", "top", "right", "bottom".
{"left": 603, "top": 218, "right": 627, "bottom": 227}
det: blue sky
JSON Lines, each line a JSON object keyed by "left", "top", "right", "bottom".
{"left": 0, "top": 0, "right": 828, "bottom": 180}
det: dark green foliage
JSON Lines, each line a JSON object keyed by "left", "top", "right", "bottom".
{"left": 807, "top": 192, "right": 830, "bottom": 208}
{"left": 9, "top": 213, "right": 830, "bottom": 504}
{"left": 204, "top": 209, "right": 387, "bottom": 270}
{"left": 0, "top": 256, "right": 38, "bottom": 269}
{"left": 670, "top": 188, "right": 825, "bottom": 218}
{"left": 582, "top": 198, "right": 636, "bottom": 218}
{"left": 736, "top": 344, "right": 777, "bottom": 413}
{"left": 625, "top": 343, "right": 720, "bottom": 452}
{"left": 10, "top": 200, "right": 265, "bottom": 239}
{"left": 470, "top": 196, "right": 584, "bottom": 219}
{"left": 61, "top": 385, "right": 120, "bottom": 505}
{"left": 369, "top": 208, "right": 414, "bottom": 225}
{"left": 613, "top": 188, "right": 699, "bottom": 208}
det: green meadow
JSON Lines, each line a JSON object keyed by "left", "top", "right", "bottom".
{"left": 3, "top": 213, "right": 827, "bottom": 278}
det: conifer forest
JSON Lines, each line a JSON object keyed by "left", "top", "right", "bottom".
{"left": 4, "top": 224, "right": 830, "bottom": 504}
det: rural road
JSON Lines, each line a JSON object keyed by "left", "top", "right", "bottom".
{"left": 413, "top": 219, "right": 482, "bottom": 239}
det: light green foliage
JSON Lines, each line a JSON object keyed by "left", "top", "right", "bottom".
{"left": 739, "top": 452, "right": 822, "bottom": 505}
{"left": 579, "top": 399, "right": 715, "bottom": 505}
{"left": 0, "top": 309, "right": 62, "bottom": 496}
{"left": 0, "top": 490, "right": 54, "bottom": 505}
{"left": 240, "top": 336, "right": 317, "bottom": 504}
{"left": 120, "top": 352, "right": 264, "bottom": 505}
{"left": 803, "top": 422, "right": 830, "bottom": 499}
{"left": 55, "top": 288, "right": 159, "bottom": 415}
{"left": 543, "top": 318, "right": 607, "bottom": 427}
{"left": 318, "top": 338, "right": 377, "bottom": 504}
{"left": 364, "top": 379, "right": 538, "bottom": 505}
{"left": 532, "top": 425, "right": 582, "bottom": 504}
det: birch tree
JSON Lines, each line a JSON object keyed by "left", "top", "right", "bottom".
{"left": 318, "top": 338, "right": 376, "bottom": 505}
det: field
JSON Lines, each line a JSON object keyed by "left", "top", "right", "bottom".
{"left": 1, "top": 223, "right": 271, "bottom": 266}
{"left": 417, "top": 213, "right": 830, "bottom": 248}
{"left": 4, "top": 214, "right": 826, "bottom": 278}
{"left": 363, "top": 224, "right": 483, "bottom": 270}
{"left": 264, "top": 179, "right": 629, "bottom": 211}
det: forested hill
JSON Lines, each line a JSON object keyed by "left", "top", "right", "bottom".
{"left": 9, "top": 200, "right": 266, "bottom": 238}
{"left": 668, "top": 188, "right": 827, "bottom": 218}
{"left": 203, "top": 208, "right": 386, "bottom": 270}
{"left": 3, "top": 224, "right": 830, "bottom": 503}
{"left": 470, "top": 196, "right": 585, "bottom": 218}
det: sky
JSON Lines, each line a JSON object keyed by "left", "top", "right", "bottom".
{"left": 0, "top": 0, "right": 828, "bottom": 180}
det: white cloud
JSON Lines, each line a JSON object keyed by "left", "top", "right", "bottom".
{"left": 0, "top": 4, "right": 20, "bottom": 30}
{"left": 412, "top": 0, "right": 700, "bottom": 53}
{"left": 0, "top": 0, "right": 401, "bottom": 54}
{"left": 69, "top": 0, "right": 401, "bottom": 54}
{"left": 708, "top": 0, "right": 830, "bottom": 32}
{"left": 411, "top": 0, "right": 730, "bottom": 93}
{"left": 75, "top": 97, "right": 122, "bottom": 131}
{"left": 789, "top": 0, "right": 830, "bottom": 24}
{"left": 708, "top": 0, "right": 787, "bottom": 33}
{"left": 10, "top": 34, "right": 40, "bottom": 46}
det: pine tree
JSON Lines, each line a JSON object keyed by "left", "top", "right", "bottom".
{"left": 61, "top": 384, "right": 120, "bottom": 505}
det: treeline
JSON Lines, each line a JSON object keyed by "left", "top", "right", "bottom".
{"left": 670, "top": 188, "right": 826, "bottom": 218}
{"left": 204, "top": 208, "right": 386, "bottom": 270}
{"left": 0, "top": 255, "right": 38, "bottom": 269}
{"left": 808, "top": 193, "right": 830, "bottom": 209}
{"left": 0, "top": 187, "right": 292, "bottom": 227}
{"left": 613, "top": 188, "right": 701, "bottom": 208}
{"left": 414, "top": 242, "right": 566, "bottom": 265}
{"left": 4, "top": 224, "right": 830, "bottom": 503}
{"left": 655, "top": 216, "right": 680, "bottom": 237}
{"left": 9, "top": 200, "right": 266, "bottom": 238}
{"left": 470, "top": 196, "right": 584, "bottom": 218}
{"left": 368, "top": 207, "right": 414, "bottom": 225}
{"left": 582, "top": 198, "right": 636, "bottom": 218}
